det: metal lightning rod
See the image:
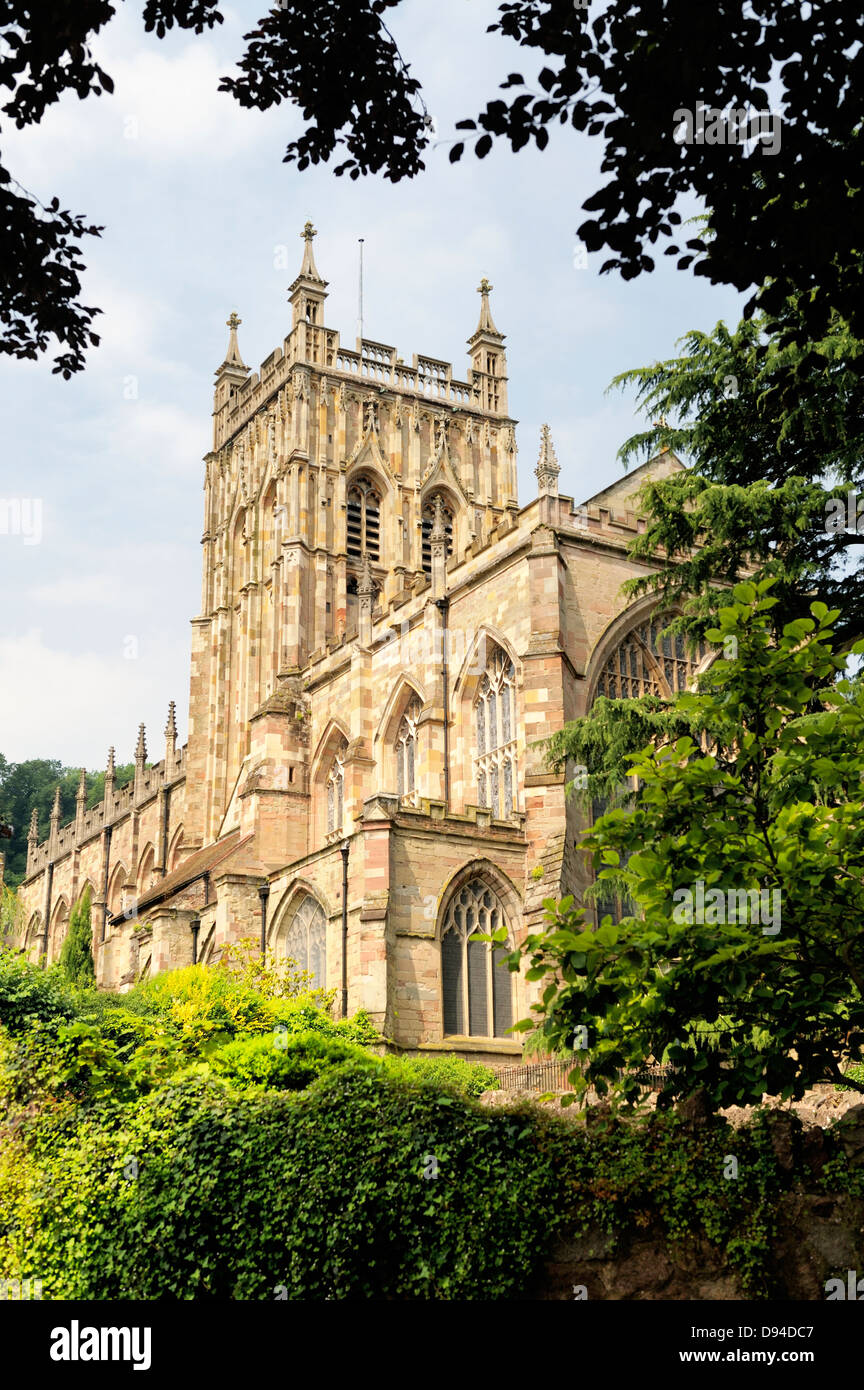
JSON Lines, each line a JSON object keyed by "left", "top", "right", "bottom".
{"left": 358, "top": 237, "right": 365, "bottom": 345}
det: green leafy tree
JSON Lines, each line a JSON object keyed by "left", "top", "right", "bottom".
{"left": 0, "top": 759, "right": 134, "bottom": 890}
{"left": 2, "top": 2, "right": 864, "bottom": 370}
{"left": 84, "top": 763, "right": 135, "bottom": 810}
{"left": 609, "top": 296, "right": 864, "bottom": 649}
{"left": 0, "top": 759, "right": 72, "bottom": 888}
{"left": 510, "top": 581, "right": 864, "bottom": 1109}
{"left": 59, "top": 888, "right": 95, "bottom": 990}
{"left": 0, "top": 887, "right": 23, "bottom": 948}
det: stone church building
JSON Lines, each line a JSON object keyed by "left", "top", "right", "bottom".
{"left": 17, "top": 223, "right": 705, "bottom": 1063}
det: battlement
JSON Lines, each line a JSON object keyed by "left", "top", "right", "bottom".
{"left": 25, "top": 741, "right": 187, "bottom": 880}
{"left": 213, "top": 223, "right": 509, "bottom": 450}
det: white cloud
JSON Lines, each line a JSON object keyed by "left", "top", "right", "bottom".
{"left": 3, "top": 32, "right": 280, "bottom": 190}
{"left": 28, "top": 573, "right": 158, "bottom": 609}
{"left": 101, "top": 400, "right": 207, "bottom": 477}
{"left": 0, "top": 629, "right": 188, "bottom": 767}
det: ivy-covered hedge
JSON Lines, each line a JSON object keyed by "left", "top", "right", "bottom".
{"left": 0, "top": 950, "right": 75, "bottom": 1034}
{"left": 0, "top": 1067, "right": 563, "bottom": 1299}
{"left": 1, "top": 949, "right": 862, "bottom": 1300}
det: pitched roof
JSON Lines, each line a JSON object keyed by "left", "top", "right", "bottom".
{"left": 119, "top": 828, "right": 250, "bottom": 919}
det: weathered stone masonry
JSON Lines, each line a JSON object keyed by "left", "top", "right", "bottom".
{"left": 18, "top": 223, "right": 701, "bottom": 1063}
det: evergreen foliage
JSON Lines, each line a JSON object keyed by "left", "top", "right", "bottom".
{"left": 59, "top": 887, "right": 95, "bottom": 989}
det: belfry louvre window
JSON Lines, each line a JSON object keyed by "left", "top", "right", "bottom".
{"left": 346, "top": 479, "right": 380, "bottom": 561}
{"left": 283, "top": 894, "right": 327, "bottom": 990}
{"left": 421, "top": 496, "right": 454, "bottom": 575}
{"left": 441, "top": 879, "right": 513, "bottom": 1038}
{"left": 595, "top": 615, "right": 709, "bottom": 700}
{"left": 327, "top": 741, "right": 347, "bottom": 833}
{"left": 475, "top": 647, "right": 518, "bottom": 818}
{"left": 396, "top": 698, "right": 421, "bottom": 798}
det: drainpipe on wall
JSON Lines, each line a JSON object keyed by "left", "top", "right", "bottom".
{"left": 340, "top": 838, "right": 350, "bottom": 1018}
{"left": 258, "top": 882, "right": 270, "bottom": 964}
{"left": 190, "top": 916, "right": 200, "bottom": 965}
{"left": 41, "top": 861, "right": 53, "bottom": 966}
{"left": 435, "top": 596, "right": 450, "bottom": 810}
{"left": 160, "top": 787, "right": 170, "bottom": 879}
{"left": 100, "top": 824, "right": 113, "bottom": 944}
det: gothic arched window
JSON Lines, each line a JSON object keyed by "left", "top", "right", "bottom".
{"left": 326, "top": 741, "right": 347, "bottom": 833}
{"left": 594, "top": 614, "right": 709, "bottom": 701}
{"left": 395, "top": 698, "right": 421, "bottom": 798}
{"left": 346, "top": 478, "right": 381, "bottom": 561}
{"left": 421, "top": 495, "right": 454, "bottom": 575}
{"left": 589, "top": 613, "right": 711, "bottom": 926}
{"left": 441, "top": 879, "right": 513, "bottom": 1038}
{"left": 283, "top": 894, "right": 327, "bottom": 990}
{"left": 474, "top": 647, "right": 518, "bottom": 818}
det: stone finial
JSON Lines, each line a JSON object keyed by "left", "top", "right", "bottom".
{"left": 216, "top": 311, "right": 248, "bottom": 379}
{"left": 75, "top": 768, "right": 88, "bottom": 836}
{"left": 104, "top": 747, "right": 116, "bottom": 814}
{"left": 357, "top": 552, "right": 377, "bottom": 598}
{"left": 165, "top": 699, "right": 178, "bottom": 767}
{"left": 49, "top": 785, "right": 61, "bottom": 827}
{"left": 474, "top": 276, "right": 502, "bottom": 338}
{"left": 357, "top": 554, "right": 376, "bottom": 646}
{"left": 429, "top": 495, "right": 450, "bottom": 598}
{"left": 535, "top": 424, "right": 560, "bottom": 495}
{"left": 298, "top": 220, "right": 324, "bottom": 283}
{"left": 27, "top": 807, "right": 39, "bottom": 842}
{"left": 430, "top": 494, "right": 448, "bottom": 544}
{"left": 135, "top": 723, "right": 147, "bottom": 766}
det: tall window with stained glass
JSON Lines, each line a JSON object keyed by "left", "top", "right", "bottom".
{"left": 441, "top": 879, "right": 513, "bottom": 1038}
{"left": 283, "top": 894, "right": 327, "bottom": 991}
{"left": 474, "top": 647, "right": 518, "bottom": 818}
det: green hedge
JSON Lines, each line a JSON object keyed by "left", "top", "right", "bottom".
{"left": 2, "top": 951, "right": 863, "bottom": 1300}
{"left": 1, "top": 1066, "right": 563, "bottom": 1299}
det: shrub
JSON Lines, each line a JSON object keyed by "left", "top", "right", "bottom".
{"left": 267, "top": 996, "right": 380, "bottom": 1047}
{"left": 0, "top": 1019, "right": 136, "bottom": 1107}
{"left": 116, "top": 962, "right": 381, "bottom": 1055}
{"left": 208, "top": 1030, "right": 380, "bottom": 1092}
{"left": 384, "top": 1053, "right": 496, "bottom": 1097}
{"left": 0, "top": 947, "right": 75, "bottom": 1034}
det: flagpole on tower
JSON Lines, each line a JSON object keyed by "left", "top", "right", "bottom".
{"left": 358, "top": 237, "right": 365, "bottom": 344}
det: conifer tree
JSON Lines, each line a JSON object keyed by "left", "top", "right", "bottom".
{"left": 59, "top": 886, "right": 95, "bottom": 989}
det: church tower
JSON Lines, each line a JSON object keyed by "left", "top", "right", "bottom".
{"left": 183, "top": 225, "right": 519, "bottom": 850}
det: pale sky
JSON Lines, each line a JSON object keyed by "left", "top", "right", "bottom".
{"left": 0, "top": 0, "right": 744, "bottom": 769}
